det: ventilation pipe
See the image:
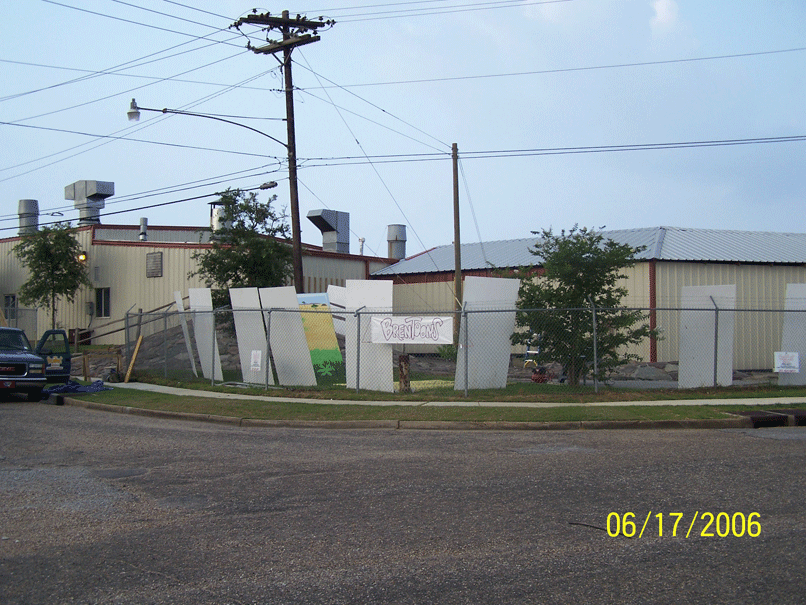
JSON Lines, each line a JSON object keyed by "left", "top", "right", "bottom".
{"left": 139, "top": 217, "right": 148, "bottom": 241}
{"left": 387, "top": 224, "right": 407, "bottom": 260}
{"left": 307, "top": 209, "right": 350, "bottom": 254}
{"left": 17, "top": 199, "right": 39, "bottom": 235}
{"left": 65, "top": 180, "right": 114, "bottom": 226}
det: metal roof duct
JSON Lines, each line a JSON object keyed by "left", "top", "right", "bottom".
{"left": 17, "top": 199, "right": 39, "bottom": 235}
{"left": 65, "top": 180, "right": 114, "bottom": 226}
{"left": 387, "top": 224, "right": 407, "bottom": 260}
{"left": 307, "top": 209, "right": 349, "bottom": 254}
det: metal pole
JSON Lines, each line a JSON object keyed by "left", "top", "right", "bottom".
{"left": 452, "top": 143, "right": 462, "bottom": 346}
{"left": 355, "top": 306, "right": 365, "bottom": 393}
{"left": 589, "top": 296, "right": 599, "bottom": 392}
{"left": 265, "top": 310, "right": 272, "bottom": 390}
{"left": 463, "top": 304, "right": 469, "bottom": 398}
{"left": 163, "top": 311, "right": 168, "bottom": 380}
{"left": 211, "top": 309, "right": 216, "bottom": 386}
{"left": 710, "top": 296, "right": 719, "bottom": 386}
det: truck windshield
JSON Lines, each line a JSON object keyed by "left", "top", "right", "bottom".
{"left": 0, "top": 331, "right": 31, "bottom": 351}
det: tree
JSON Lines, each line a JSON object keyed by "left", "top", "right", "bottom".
{"left": 512, "top": 226, "right": 655, "bottom": 385}
{"left": 13, "top": 222, "right": 92, "bottom": 330}
{"left": 190, "top": 189, "right": 293, "bottom": 305}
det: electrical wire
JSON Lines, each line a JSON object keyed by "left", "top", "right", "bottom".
{"left": 42, "top": 0, "right": 243, "bottom": 46}
{"left": 304, "top": 46, "right": 806, "bottom": 90}
{"left": 294, "top": 57, "right": 450, "bottom": 151}
{"left": 323, "top": 0, "right": 572, "bottom": 22}
{"left": 298, "top": 55, "right": 461, "bottom": 310}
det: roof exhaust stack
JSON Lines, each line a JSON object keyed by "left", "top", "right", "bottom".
{"left": 307, "top": 209, "right": 349, "bottom": 254}
{"left": 65, "top": 180, "right": 114, "bottom": 226}
{"left": 387, "top": 224, "right": 407, "bottom": 260}
{"left": 139, "top": 217, "right": 148, "bottom": 241}
{"left": 18, "top": 199, "right": 39, "bottom": 236}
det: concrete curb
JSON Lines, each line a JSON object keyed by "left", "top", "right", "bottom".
{"left": 55, "top": 395, "right": 754, "bottom": 431}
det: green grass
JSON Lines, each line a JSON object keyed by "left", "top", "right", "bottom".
{"left": 65, "top": 374, "right": 806, "bottom": 424}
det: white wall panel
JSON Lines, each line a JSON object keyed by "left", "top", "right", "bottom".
{"left": 188, "top": 288, "right": 223, "bottom": 381}
{"left": 455, "top": 276, "right": 520, "bottom": 391}
{"left": 778, "top": 284, "right": 806, "bottom": 386}
{"left": 258, "top": 286, "right": 316, "bottom": 387}
{"left": 230, "top": 288, "right": 272, "bottom": 386}
{"left": 345, "top": 279, "right": 394, "bottom": 392}
{"left": 679, "top": 285, "right": 736, "bottom": 388}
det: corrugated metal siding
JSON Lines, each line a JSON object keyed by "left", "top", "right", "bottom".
{"left": 655, "top": 262, "right": 806, "bottom": 369}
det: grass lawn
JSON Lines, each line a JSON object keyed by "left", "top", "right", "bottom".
{"left": 63, "top": 373, "right": 806, "bottom": 424}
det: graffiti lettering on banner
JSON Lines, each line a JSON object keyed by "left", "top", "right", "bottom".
{"left": 370, "top": 316, "right": 453, "bottom": 345}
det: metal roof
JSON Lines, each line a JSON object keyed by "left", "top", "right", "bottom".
{"left": 373, "top": 227, "right": 806, "bottom": 276}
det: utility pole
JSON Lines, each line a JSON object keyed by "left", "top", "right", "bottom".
{"left": 232, "top": 11, "right": 334, "bottom": 293}
{"left": 453, "top": 143, "right": 462, "bottom": 345}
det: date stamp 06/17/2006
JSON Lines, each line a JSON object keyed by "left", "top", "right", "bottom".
{"left": 605, "top": 512, "right": 761, "bottom": 538}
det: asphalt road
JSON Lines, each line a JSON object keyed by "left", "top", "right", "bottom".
{"left": 1, "top": 402, "right": 804, "bottom": 605}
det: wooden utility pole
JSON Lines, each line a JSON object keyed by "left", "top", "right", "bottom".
{"left": 232, "top": 11, "right": 334, "bottom": 293}
{"left": 452, "top": 143, "right": 462, "bottom": 345}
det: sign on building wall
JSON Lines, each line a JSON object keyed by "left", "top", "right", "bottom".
{"left": 370, "top": 316, "right": 453, "bottom": 345}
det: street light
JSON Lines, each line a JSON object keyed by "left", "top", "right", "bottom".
{"left": 127, "top": 98, "right": 305, "bottom": 292}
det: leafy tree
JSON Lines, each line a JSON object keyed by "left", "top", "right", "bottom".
{"left": 512, "top": 225, "right": 655, "bottom": 385}
{"left": 190, "top": 189, "right": 293, "bottom": 306}
{"left": 13, "top": 222, "right": 92, "bottom": 329}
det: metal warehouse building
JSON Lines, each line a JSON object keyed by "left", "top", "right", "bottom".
{"left": 373, "top": 226, "right": 806, "bottom": 370}
{"left": 1, "top": 192, "right": 394, "bottom": 346}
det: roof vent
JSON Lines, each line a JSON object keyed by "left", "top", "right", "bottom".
{"left": 387, "top": 224, "right": 407, "bottom": 260}
{"left": 18, "top": 199, "right": 39, "bottom": 235}
{"left": 307, "top": 209, "right": 349, "bottom": 254}
{"left": 65, "top": 180, "right": 114, "bottom": 226}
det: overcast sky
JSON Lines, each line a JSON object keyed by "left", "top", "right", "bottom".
{"left": 1, "top": 0, "right": 804, "bottom": 259}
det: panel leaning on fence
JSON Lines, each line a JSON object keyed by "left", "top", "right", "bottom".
{"left": 125, "top": 296, "right": 806, "bottom": 393}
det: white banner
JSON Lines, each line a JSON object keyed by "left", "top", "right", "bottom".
{"left": 370, "top": 316, "right": 453, "bottom": 345}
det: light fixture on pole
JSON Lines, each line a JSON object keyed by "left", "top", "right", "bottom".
{"left": 126, "top": 98, "right": 304, "bottom": 290}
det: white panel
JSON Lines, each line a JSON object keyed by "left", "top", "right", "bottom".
{"left": 188, "top": 288, "right": 223, "bottom": 381}
{"left": 778, "top": 284, "right": 806, "bottom": 386}
{"left": 258, "top": 286, "right": 317, "bottom": 387}
{"left": 455, "top": 276, "right": 520, "bottom": 391}
{"left": 327, "top": 285, "right": 347, "bottom": 338}
{"left": 678, "top": 285, "right": 736, "bottom": 388}
{"left": 345, "top": 279, "right": 394, "bottom": 392}
{"left": 229, "top": 288, "right": 273, "bottom": 386}
{"left": 174, "top": 292, "right": 198, "bottom": 377}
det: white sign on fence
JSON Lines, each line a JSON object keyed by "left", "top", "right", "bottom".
{"left": 370, "top": 316, "right": 453, "bottom": 345}
{"left": 774, "top": 352, "right": 799, "bottom": 373}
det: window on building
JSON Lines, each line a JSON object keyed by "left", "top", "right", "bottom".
{"left": 3, "top": 294, "right": 16, "bottom": 321}
{"left": 95, "top": 288, "right": 111, "bottom": 318}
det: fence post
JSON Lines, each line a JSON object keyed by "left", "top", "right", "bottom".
{"left": 211, "top": 308, "right": 216, "bottom": 386}
{"left": 463, "top": 304, "right": 469, "bottom": 398}
{"left": 710, "top": 296, "right": 719, "bottom": 386}
{"left": 589, "top": 297, "right": 599, "bottom": 393}
{"left": 265, "top": 309, "right": 272, "bottom": 390}
{"left": 124, "top": 311, "right": 130, "bottom": 364}
{"left": 355, "top": 306, "right": 365, "bottom": 393}
{"left": 163, "top": 311, "right": 168, "bottom": 380}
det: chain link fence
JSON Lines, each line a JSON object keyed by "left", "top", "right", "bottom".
{"left": 122, "top": 304, "right": 803, "bottom": 394}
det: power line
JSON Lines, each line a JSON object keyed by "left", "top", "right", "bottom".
{"left": 295, "top": 56, "right": 449, "bottom": 150}
{"left": 306, "top": 46, "right": 806, "bottom": 90}
{"left": 295, "top": 134, "right": 806, "bottom": 167}
{"left": 324, "top": 0, "right": 572, "bottom": 22}
{"left": 42, "top": 0, "right": 242, "bottom": 45}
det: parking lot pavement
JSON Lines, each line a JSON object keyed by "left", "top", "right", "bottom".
{"left": 1, "top": 402, "right": 805, "bottom": 604}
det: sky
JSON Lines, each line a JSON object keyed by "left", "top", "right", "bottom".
{"left": 1, "top": 0, "right": 804, "bottom": 260}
